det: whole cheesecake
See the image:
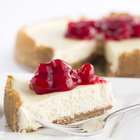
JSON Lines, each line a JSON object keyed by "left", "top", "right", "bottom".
{"left": 4, "top": 59, "right": 113, "bottom": 132}
{"left": 15, "top": 12, "right": 140, "bottom": 77}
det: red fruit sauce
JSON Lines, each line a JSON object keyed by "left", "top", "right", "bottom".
{"left": 65, "top": 16, "right": 140, "bottom": 40}
{"left": 65, "top": 21, "right": 97, "bottom": 40}
{"left": 30, "top": 59, "right": 106, "bottom": 95}
{"left": 133, "top": 23, "right": 140, "bottom": 37}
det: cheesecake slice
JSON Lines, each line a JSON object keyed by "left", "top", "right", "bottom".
{"left": 4, "top": 60, "right": 113, "bottom": 132}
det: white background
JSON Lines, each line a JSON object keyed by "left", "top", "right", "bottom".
{"left": 1, "top": 0, "right": 140, "bottom": 72}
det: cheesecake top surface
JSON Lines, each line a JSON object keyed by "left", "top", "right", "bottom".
{"left": 24, "top": 18, "right": 95, "bottom": 50}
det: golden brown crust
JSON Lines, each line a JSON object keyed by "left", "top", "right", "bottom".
{"left": 106, "top": 50, "right": 140, "bottom": 77}
{"left": 15, "top": 28, "right": 54, "bottom": 70}
{"left": 4, "top": 76, "right": 22, "bottom": 132}
{"left": 53, "top": 105, "right": 112, "bottom": 124}
{"left": 108, "top": 12, "right": 132, "bottom": 18}
{"left": 117, "top": 50, "right": 140, "bottom": 77}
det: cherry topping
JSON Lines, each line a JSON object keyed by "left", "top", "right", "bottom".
{"left": 65, "top": 15, "right": 140, "bottom": 41}
{"left": 76, "top": 64, "right": 106, "bottom": 84}
{"left": 65, "top": 21, "right": 97, "bottom": 40}
{"left": 77, "top": 64, "right": 95, "bottom": 84}
{"left": 133, "top": 23, "right": 140, "bottom": 37}
{"left": 30, "top": 59, "right": 80, "bottom": 94}
{"left": 30, "top": 59, "right": 106, "bottom": 95}
{"left": 98, "top": 17, "right": 135, "bottom": 40}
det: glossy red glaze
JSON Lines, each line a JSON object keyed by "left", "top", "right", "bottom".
{"left": 65, "top": 21, "right": 97, "bottom": 39}
{"left": 98, "top": 17, "right": 135, "bottom": 40}
{"left": 77, "top": 64, "right": 106, "bottom": 84}
{"left": 65, "top": 16, "right": 140, "bottom": 40}
{"left": 133, "top": 23, "right": 140, "bottom": 37}
{"left": 30, "top": 59, "right": 106, "bottom": 94}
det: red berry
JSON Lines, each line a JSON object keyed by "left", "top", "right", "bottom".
{"left": 133, "top": 23, "right": 140, "bottom": 37}
{"left": 30, "top": 60, "right": 106, "bottom": 94}
{"left": 65, "top": 16, "right": 138, "bottom": 41}
{"left": 30, "top": 75, "right": 51, "bottom": 94}
{"left": 77, "top": 64, "right": 95, "bottom": 84}
{"left": 99, "top": 17, "right": 135, "bottom": 40}
{"left": 30, "top": 59, "right": 81, "bottom": 94}
{"left": 65, "top": 21, "right": 97, "bottom": 40}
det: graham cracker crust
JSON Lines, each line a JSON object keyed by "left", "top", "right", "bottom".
{"left": 4, "top": 76, "right": 22, "bottom": 132}
{"left": 117, "top": 50, "right": 140, "bottom": 77}
{"left": 53, "top": 105, "right": 112, "bottom": 124}
{"left": 107, "top": 50, "right": 140, "bottom": 77}
{"left": 4, "top": 75, "right": 112, "bottom": 132}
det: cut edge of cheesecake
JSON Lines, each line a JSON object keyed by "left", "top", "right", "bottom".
{"left": 105, "top": 41, "right": 140, "bottom": 77}
{"left": 117, "top": 50, "right": 140, "bottom": 77}
{"left": 4, "top": 75, "right": 113, "bottom": 132}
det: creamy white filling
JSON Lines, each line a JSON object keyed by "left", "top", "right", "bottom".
{"left": 12, "top": 75, "right": 113, "bottom": 132}
{"left": 25, "top": 18, "right": 96, "bottom": 64}
{"left": 105, "top": 39, "right": 140, "bottom": 73}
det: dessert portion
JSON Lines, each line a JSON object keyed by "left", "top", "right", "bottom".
{"left": 15, "top": 12, "right": 140, "bottom": 77}
{"left": 4, "top": 59, "right": 113, "bottom": 132}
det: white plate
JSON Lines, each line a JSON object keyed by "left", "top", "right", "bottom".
{"left": 0, "top": 74, "right": 140, "bottom": 140}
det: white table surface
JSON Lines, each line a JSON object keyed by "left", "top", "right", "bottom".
{"left": 0, "top": 0, "right": 140, "bottom": 72}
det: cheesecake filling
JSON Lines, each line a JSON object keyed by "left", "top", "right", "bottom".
{"left": 12, "top": 79, "right": 113, "bottom": 131}
{"left": 53, "top": 40, "right": 96, "bottom": 64}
